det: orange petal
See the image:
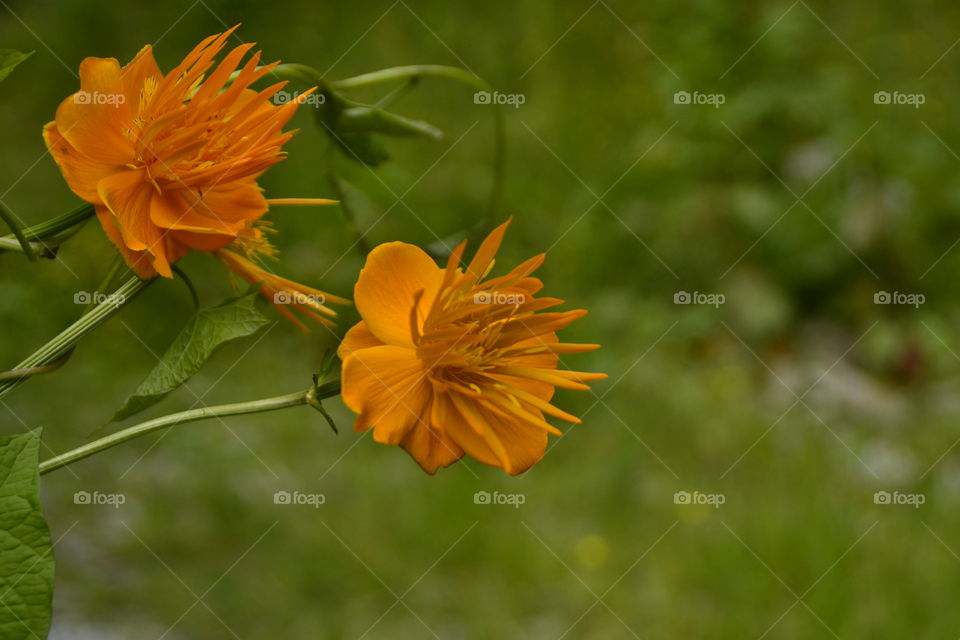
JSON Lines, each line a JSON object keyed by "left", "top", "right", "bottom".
{"left": 353, "top": 242, "right": 443, "bottom": 348}
{"left": 479, "top": 402, "right": 548, "bottom": 475}
{"left": 149, "top": 188, "right": 253, "bottom": 238}
{"left": 399, "top": 408, "right": 464, "bottom": 474}
{"left": 496, "top": 333, "right": 559, "bottom": 401}
{"left": 341, "top": 345, "right": 432, "bottom": 445}
{"left": 55, "top": 57, "right": 134, "bottom": 164}
{"left": 338, "top": 321, "right": 385, "bottom": 360}
{"left": 120, "top": 45, "right": 161, "bottom": 116}
{"left": 97, "top": 170, "right": 177, "bottom": 277}
{"left": 432, "top": 391, "right": 503, "bottom": 470}
{"left": 440, "top": 391, "right": 547, "bottom": 474}
{"left": 170, "top": 230, "right": 235, "bottom": 252}
{"left": 465, "top": 219, "right": 511, "bottom": 281}
{"left": 43, "top": 122, "right": 120, "bottom": 203}
{"left": 94, "top": 205, "right": 156, "bottom": 278}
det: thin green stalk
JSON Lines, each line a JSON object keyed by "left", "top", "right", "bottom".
{"left": 0, "top": 352, "right": 71, "bottom": 382}
{"left": 0, "top": 202, "right": 36, "bottom": 260}
{"left": 261, "top": 63, "right": 506, "bottom": 231}
{"left": 330, "top": 65, "right": 487, "bottom": 91}
{"left": 38, "top": 381, "right": 341, "bottom": 475}
{"left": 0, "top": 203, "right": 95, "bottom": 257}
{"left": 20, "top": 204, "right": 96, "bottom": 240}
{"left": 331, "top": 65, "right": 506, "bottom": 230}
{"left": 0, "top": 275, "right": 154, "bottom": 398}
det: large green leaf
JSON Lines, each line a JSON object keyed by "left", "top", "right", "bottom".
{"left": 0, "top": 50, "right": 33, "bottom": 85}
{"left": 111, "top": 290, "right": 270, "bottom": 422}
{"left": 0, "top": 430, "right": 53, "bottom": 640}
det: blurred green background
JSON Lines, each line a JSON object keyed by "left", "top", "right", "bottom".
{"left": 3, "top": 0, "right": 960, "bottom": 637}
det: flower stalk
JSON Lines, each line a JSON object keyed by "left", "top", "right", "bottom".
{"left": 0, "top": 275, "right": 153, "bottom": 398}
{"left": 38, "top": 381, "right": 341, "bottom": 475}
{"left": 0, "top": 203, "right": 95, "bottom": 256}
{"left": 332, "top": 65, "right": 506, "bottom": 228}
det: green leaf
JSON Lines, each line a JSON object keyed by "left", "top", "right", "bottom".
{"left": 0, "top": 50, "right": 33, "bottom": 85}
{"left": 110, "top": 290, "right": 270, "bottom": 422}
{"left": 0, "top": 430, "right": 54, "bottom": 640}
{"left": 314, "top": 87, "right": 442, "bottom": 167}
{"left": 338, "top": 106, "right": 444, "bottom": 141}
{"left": 332, "top": 132, "right": 391, "bottom": 167}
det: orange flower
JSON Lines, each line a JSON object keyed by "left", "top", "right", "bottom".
{"left": 338, "top": 220, "right": 606, "bottom": 475}
{"left": 217, "top": 240, "right": 349, "bottom": 330}
{"left": 43, "top": 28, "right": 343, "bottom": 325}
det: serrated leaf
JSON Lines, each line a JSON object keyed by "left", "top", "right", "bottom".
{"left": 0, "top": 430, "right": 54, "bottom": 640}
{"left": 0, "top": 50, "right": 33, "bottom": 85}
{"left": 111, "top": 290, "right": 270, "bottom": 422}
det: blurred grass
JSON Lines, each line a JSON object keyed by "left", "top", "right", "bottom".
{"left": 3, "top": 0, "right": 960, "bottom": 637}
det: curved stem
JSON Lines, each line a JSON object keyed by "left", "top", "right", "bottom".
{"left": 0, "top": 351, "right": 72, "bottom": 382}
{"left": 0, "top": 202, "right": 36, "bottom": 260}
{"left": 331, "top": 65, "right": 506, "bottom": 227}
{"left": 0, "top": 203, "right": 95, "bottom": 256}
{"left": 330, "top": 65, "right": 487, "bottom": 91}
{"left": 0, "top": 275, "right": 154, "bottom": 399}
{"left": 38, "top": 381, "right": 341, "bottom": 475}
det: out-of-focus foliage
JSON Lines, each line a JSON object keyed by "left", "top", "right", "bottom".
{"left": 2, "top": 0, "right": 960, "bottom": 637}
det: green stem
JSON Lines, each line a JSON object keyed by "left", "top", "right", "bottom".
{"left": 0, "top": 202, "right": 37, "bottom": 260}
{"left": 38, "top": 381, "right": 341, "bottom": 475}
{"left": 20, "top": 204, "right": 96, "bottom": 240}
{"left": 0, "top": 275, "right": 153, "bottom": 398}
{"left": 0, "top": 203, "right": 95, "bottom": 257}
{"left": 330, "top": 65, "right": 487, "bottom": 91}
{"left": 331, "top": 65, "right": 506, "bottom": 227}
